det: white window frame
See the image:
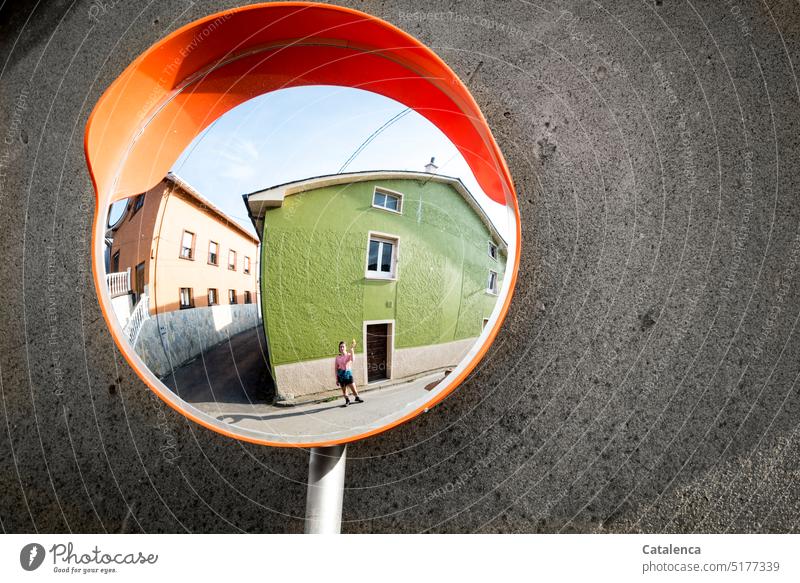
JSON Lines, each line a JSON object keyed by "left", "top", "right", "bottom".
{"left": 179, "top": 287, "right": 194, "bottom": 309}
{"left": 488, "top": 240, "right": 498, "bottom": 261}
{"left": 179, "top": 230, "right": 195, "bottom": 260}
{"left": 365, "top": 231, "right": 399, "bottom": 280}
{"left": 371, "top": 186, "right": 403, "bottom": 214}
{"left": 486, "top": 270, "right": 499, "bottom": 295}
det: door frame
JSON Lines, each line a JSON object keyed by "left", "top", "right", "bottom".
{"left": 362, "top": 319, "right": 395, "bottom": 384}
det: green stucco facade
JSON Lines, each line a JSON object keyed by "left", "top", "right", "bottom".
{"left": 259, "top": 177, "right": 505, "bottom": 373}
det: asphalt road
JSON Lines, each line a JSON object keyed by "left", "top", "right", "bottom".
{"left": 198, "top": 374, "right": 437, "bottom": 442}
{"left": 162, "top": 326, "right": 274, "bottom": 406}
{"left": 1, "top": 1, "right": 799, "bottom": 533}
{"left": 161, "top": 325, "right": 438, "bottom": 442}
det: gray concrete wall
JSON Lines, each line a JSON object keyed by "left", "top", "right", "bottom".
{"left": 134, "top": 304, "right": 261, "bottom": 378}
{"left": 1, "top": 0, "right": 799, "bottom": 533}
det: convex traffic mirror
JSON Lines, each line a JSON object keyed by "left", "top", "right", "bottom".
{"left": 86, "top": 2, "right": 519, "bottom": 446}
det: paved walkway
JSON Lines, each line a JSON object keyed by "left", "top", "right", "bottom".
{"left": 161, "top": 326, "right": 446, "bottom": 441}
{"left": 192, "top": 372, "right": 440, "bottom": 440}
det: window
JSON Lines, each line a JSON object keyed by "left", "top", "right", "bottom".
{"left": 244, "top": 291, "right": 252, "bottom": 304}
{"left": 180, "top": 230, "right": 194, "bottom": 259}
{"left": 366, "top": 234, "right": 398, "bottom": 279}
{"left": 208, "top": 288, "right": 218, "bottom": 306}
{"left": 228, "top": 289, "right": 237, "bottom": 304}
{"left": 228, "top": 249, "right": 237, "bottom": 271}
{"left": 111, "top": 251, "right": 120, "bottom": 273}
{"left": 179, "top": 287, "right": 194, "bottom": 309}
{"left": 208, "top": 241, "right": 218, "bottom": 265}
{"left": 244, "top": 256, "right": 251, "bottom": 274}
{"left": 488, "top": 241, "right": 498, "bottom": 261}
{"left": 131, "top": 193, "right": 145, "bottom": 215}
{"left": 372, "top": 187, "right": 403, "bottom": 213}
{"left": 486, "top": 271, "right": 498, "bottom": 295}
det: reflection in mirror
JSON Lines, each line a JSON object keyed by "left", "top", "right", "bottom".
{"left": 102, "top": 86, "right": 512, "bottom": 444}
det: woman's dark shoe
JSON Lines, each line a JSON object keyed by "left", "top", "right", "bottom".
{"left": 354, "top": 397, "right": 364, "bottom": 403}
{"left": 343, "top": 396, "right": 351, "bottom": 407}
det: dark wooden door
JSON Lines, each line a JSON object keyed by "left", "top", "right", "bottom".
{"left": 366, "top": 323, "right": 389, "bottom": 382}
{"left": 134, "top": 262, "right": 145, "bottom": 302}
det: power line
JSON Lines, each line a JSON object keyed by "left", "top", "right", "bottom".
{"left": 337, "top": 108, "right": 411, "bottom": 174}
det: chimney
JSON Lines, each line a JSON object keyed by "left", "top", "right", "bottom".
{"left": 424, "top": 156, "right": 438, "bottom": 173}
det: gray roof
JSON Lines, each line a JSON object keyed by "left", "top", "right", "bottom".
{"left": 243, "top": 170, "right": 507, "bottom": 249}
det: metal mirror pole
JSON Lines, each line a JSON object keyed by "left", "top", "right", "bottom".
{"left": 304, "top": 445, "right": 347, "bottom": 534}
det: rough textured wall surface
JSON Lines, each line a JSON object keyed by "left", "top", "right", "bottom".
{"left": 261, "top": 178, "right": 504, "bottom": 365}
{"left": 1, "top": 0, "right": 799, "bottom": 533}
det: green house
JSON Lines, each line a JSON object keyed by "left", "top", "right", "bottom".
{"left": 245, "top": 171, "right": 507, "bottom": 403}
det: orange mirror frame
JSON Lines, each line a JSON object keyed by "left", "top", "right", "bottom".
{"left": 85, "top": 1, "right": 520, "bottom": 447}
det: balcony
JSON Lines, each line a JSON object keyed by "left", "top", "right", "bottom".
{"left": 106, "top": 269, "right": 131, "bottom": 298}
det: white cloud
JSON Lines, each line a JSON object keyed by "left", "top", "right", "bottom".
{"left": 218, "top": 136, "right": 261, "bottom": 182}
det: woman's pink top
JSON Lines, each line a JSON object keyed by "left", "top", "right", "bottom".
{"left": 335, "top": 353, "right": 353, "bottom": 371}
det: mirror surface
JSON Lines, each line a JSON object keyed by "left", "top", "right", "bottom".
{"left": 100, "top": 83, "right": 515, "bottom": 445}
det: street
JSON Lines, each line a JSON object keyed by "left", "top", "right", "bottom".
{"left": 161, "top": 325, "right": 274, "bottom": 405}
{"left": 197, "top": 373, "right": 437, "bottom": 442}
{"left": 161, "top": 325, "right": 442, "bottom": 441}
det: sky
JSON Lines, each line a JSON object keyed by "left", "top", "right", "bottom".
{"left": 163, "top": 85, "right": 510, "bottom": 239}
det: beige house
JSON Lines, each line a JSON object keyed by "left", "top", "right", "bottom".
{"left": 108, "top": 173, "right": 259, "bottom": 315}
{"left": 105, "top": 174, "right": 260, "bottom": 376}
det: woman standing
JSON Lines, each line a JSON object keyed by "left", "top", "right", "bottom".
{"left": 335, "top": 339, "right": 364, "bottom": 406}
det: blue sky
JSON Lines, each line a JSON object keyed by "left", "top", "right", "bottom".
{"left": 165, "top": 86, "right": 509, "bottom": 238}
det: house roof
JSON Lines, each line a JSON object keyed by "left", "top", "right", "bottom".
{"left": 243, "top": 170, "right": 508, "bottom": 249}
{"left": 166, "top": 173, "right": 260, "bottom": 245}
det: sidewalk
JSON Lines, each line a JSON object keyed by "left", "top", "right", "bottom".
{"left": 190, "top": 370, "right": 443, "bottom": 441}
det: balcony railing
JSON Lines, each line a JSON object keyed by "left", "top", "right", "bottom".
{"left": 123, "top": 294, "right": 149, "bottom": 345}
{"left": 106, "top": 269, "right": 131, "bottom": 298}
